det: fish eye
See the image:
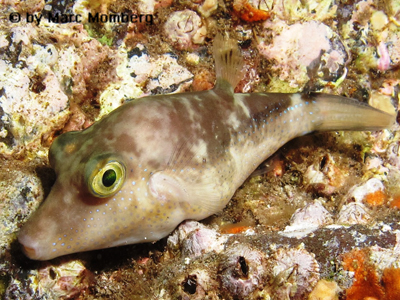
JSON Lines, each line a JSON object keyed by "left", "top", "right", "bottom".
{"left": 87, "top": 160, "right": 126, "bottom": 198}
{"left": 102, "top": 169, "right": 117, "bottom": 187}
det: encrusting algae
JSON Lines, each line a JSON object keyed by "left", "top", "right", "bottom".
{"left": 232, "top": 0, "right": 270, "bottom": 22}
{"left": 342, "top": 248, "right": 400, "bottom": 300}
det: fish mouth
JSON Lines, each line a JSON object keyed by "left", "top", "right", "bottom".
{"left": 18, "top": 230, "right": 47, "bottom": 261}
{"left": 20, "top": 244, "right": 37, "bottom": 260}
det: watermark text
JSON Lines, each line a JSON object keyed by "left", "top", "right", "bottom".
{"left": 9, "top": 12, "right": 154, "bottom": 26}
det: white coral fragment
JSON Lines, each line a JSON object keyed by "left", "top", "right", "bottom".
{"left": 167, "top": 220, "right": 227, "bottom": 258}
{"left": 164, "top": 10, "right": 207, "bottom": 50}
{"left": 219, "top": 243, "right": 267, "bottom": 298}
{"left": 336, "top": 202, "right": 371, "bottom": 225}
{"left": 198, "top": 0, "right": 218, "bottom": 17}
{"left": 272, "top": 0, "right": 337, "bottom": 22}
{"left": 147, "top": 54, "right": 193, "bottom": 93}
{"left": 258, "top": 21, "right": 346, "bottom": 87}
{"left": 347, "top": 178, "right": 385, "bottom": 203}
{"left": 281, "top": 199, "right": 333, "bottom": 238}
{"left": 33, "top": 260, "right": 91, "bottom": 298}
{"left": 272, "top": 246, "right": 320, "bottom": 299}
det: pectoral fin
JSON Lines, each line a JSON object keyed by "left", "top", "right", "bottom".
{"left": 148, "top": 170, "right": 225, "bottom": 220}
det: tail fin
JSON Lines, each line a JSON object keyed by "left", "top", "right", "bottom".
{"left": 311, "top": 93, "right": 396, "bottom": 131}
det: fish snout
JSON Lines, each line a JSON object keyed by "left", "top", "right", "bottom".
{"left": 18, "top": 213, "right": 60, "bottom": 261}
{"left": 18, "top": 229, "right": 46, "bottom": 260}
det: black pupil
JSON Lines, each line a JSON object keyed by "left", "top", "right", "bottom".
{"left": 102, "top": 169, "right": 117, "bottom": 187}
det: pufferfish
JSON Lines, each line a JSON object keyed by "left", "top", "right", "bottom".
{"left": 18, "top": 34, "right": 395, "bottom": 260}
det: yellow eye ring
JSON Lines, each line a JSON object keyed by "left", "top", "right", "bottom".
{"left": 87, "top": 160, "right": 126, "bottom": 198}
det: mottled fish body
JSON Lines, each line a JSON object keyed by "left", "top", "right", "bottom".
{"left": 19, "top": 35, "right": 395, "bottom": 260}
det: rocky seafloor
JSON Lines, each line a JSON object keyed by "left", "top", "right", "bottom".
{"left": 1, "top": 0, "right": 400, "bottom": 299}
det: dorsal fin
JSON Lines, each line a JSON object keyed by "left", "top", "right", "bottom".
{"left": 213, "top": 33, "right": 244, "bottom": 91}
